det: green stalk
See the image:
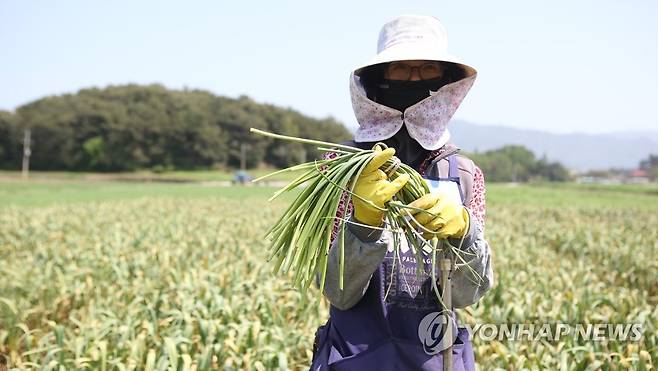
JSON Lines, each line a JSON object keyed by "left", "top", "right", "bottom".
{"left": 250, "top": 128, "right": 362, "bottom": 152}
{"left": 251, "top": 128, "right": 481, "bottom": 302}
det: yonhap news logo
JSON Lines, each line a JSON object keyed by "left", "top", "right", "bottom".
{"left": 418, "top": 318, "right": 644, "bottom": 354}
{"left": 417, "top": 311, "right": 458, "bottom": 355}
{"left": 463, "top": 323, "right": 644, "bottom": 342}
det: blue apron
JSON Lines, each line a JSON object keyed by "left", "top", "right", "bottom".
{"left": 310, "top": 154, "right": 476, "bottom": 371}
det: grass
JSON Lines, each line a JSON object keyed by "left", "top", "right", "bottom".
{"left": 0, "top": 181, "right": 293, "bottom": 209}
{"left": 2, "top": 178, "right": 656, "bottom": 209}
{"left": 486, "top": 182, "right": 658, "bottom": 209}
{"left": 0, "top": 168, "right": 304, "bottom": 183}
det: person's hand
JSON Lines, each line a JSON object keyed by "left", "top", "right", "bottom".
{"left": 405, "top": 190, "right": 469, "bottom": 240}
{"left": 352, "top": 145, "right": 409, "bottom": 226}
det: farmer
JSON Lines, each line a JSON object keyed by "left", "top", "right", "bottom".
{"left": 310, "top": 15, "right": 494, "bottom": 370}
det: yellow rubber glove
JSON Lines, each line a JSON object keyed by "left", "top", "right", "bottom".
{"left": 405, "top": 190, "right": 470, "bottom": 240}
{"left": 352, "top": 146, "right": 410, "bottom": 226}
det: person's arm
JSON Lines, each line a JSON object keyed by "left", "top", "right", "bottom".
{"left": 318, "top": 154, "right": 494, "bottom": 309}
{"left": 323, "top": 208, "right": 493, "bottom": 310}
{"left": 317, "top": 149, "right": 398, "bottom": 310}
{"left": 447, "top": 166, "right": 494, "bottom": 308}
{"left": 322, "top": 216, "right": 389, "bottom": 310}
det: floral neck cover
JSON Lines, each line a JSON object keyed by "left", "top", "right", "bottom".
{"left": 350, "top": 72, "right": 476, "bottom": 150}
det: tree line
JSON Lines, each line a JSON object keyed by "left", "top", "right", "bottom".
{"left": 0, "top": 84, "right": 575, "bottom": 182}
{"left": 0, "top": 84, "right": 352, "bottom": 171}
{"left": 466, "top": 145, "right": 571, "bottom": 182}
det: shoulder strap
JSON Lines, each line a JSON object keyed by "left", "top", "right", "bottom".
{"left": 446, "top": 154, "right": 466, "bottom": 204}
{"left": 455, "top": 154, "right": 476, "bottom": 206}
{"left": 448, "top": 154, "right": 460, "bottom": 179}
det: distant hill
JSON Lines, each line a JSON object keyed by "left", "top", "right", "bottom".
{"left": 0, "top": 85, "right": 352, "bottom": 171}
{"left": 448, "top": 121, "right": 658, "bottom": 171}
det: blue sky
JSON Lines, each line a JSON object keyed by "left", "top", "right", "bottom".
{"left": 1, "top": 0, "right": 656, "bottom": 134}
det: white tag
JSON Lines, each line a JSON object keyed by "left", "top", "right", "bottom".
{"left": 423, "top": 179, "right": 462, "bottom": 205}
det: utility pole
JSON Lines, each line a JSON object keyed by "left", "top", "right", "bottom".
{"left": 22, "top": 129, "right": 31, "bottom": 179}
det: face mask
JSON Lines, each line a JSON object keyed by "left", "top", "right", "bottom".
{"left": 382, "top": 124, "right": 429, "bottom": 169}
{"left": 371, "top": 76, "right": 452, "bottom": 112}
{"left": 352, "top": 124, "right": 428, "bottom": 169}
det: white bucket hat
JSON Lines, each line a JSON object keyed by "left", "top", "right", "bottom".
{"left": 351, "top": 15, "right": 477, "bottom": 150}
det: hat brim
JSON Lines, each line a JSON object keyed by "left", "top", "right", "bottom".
{"left": 353, "top": 41, "right": 477, "bottom": 77}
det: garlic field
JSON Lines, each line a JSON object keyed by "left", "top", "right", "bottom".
{"left": 0, "top": 183, "right": 656, "bottom": 370}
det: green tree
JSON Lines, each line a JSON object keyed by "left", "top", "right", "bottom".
{"left": 468, "top": 145, "right": 570, "bottom": 182}
{"left": 5, "top": 84, "right": 350, "bottom": 171}
{"left": 0, "top": 111, "right": 20, "bottom": 169}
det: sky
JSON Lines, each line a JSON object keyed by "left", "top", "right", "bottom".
{"left": 1, "top": 0, "right": 657, "bottom": 135}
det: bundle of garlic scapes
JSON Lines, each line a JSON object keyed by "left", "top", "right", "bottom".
{"left": 250, "top": 128, "right": 468, "bottom": 295}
